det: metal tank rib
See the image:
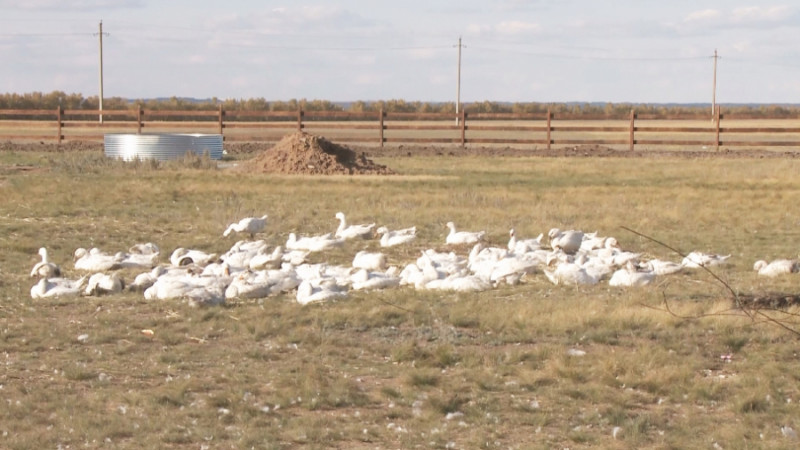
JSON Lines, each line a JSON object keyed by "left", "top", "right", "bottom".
{"left": 104, "top": 134, "right": 223, "bottom": 161}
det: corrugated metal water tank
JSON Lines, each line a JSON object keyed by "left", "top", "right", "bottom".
{"left": 104, "top": 133, "right": 223, "bottom": 161}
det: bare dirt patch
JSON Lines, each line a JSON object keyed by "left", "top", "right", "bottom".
{"left": 240, "top": 131, "right": 395, "bottom": 175}
{"left": 351, "top": 143, "right": 800, "bottom": 159}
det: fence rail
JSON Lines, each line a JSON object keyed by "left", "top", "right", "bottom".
{"left": 1, "top": 106, "right": 799, "bottom": 151}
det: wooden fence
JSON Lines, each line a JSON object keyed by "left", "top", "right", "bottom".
{"left": 1, "top": 106, "right": 800, "bottom": 151}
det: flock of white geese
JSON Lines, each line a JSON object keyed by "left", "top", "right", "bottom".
{"left": 28, "top": 212, "right": 798, "bottom": 305}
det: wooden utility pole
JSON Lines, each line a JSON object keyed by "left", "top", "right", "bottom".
{"left": 711, "top": 49, "right": 719, "bottom": 122}
{"left": 456, "top": 36, "right": 462, "bottom": 125}
{"left": 97, "top": 21, "right": 106, "bottom": 124}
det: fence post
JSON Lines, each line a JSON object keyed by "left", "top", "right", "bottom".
{"left": 379, "top": 108, "right": 385, "bottom": 148}
{"left": 297, "top": 109, "right": 304, "bottom": 131}
{"left": 56, "top": 107, "right": 62, "bottom": 143}
{"left": 137, "top": 104, "right": 143, "bottom": 134}
{"left": 460, "top": 110, "right": 466, "bottom": 147}
{"left": 546, "top": 108, "right": 552, "bottom": 151}
{"left": 629, "top": 109, "right": 635, "bottom": 151}
{"left": 218, "top": 104, "right": 224, "bottom": 137}
{"left": 715, "top": 105, "right": 721, "bottom": 151}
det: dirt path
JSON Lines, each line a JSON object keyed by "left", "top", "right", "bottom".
{"left": 4, "top": 139, "right": 800, "bottom": 160}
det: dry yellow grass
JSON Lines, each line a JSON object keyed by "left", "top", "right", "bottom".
{"left": 1, "top": 150, "right": 800, "bottom": 448}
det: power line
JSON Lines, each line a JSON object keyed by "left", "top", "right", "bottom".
{"left": 0, "top": 32, "right": 92, "bottom": 37}
{"left": 468, "top": 46, "right": 709, "bottom": 61}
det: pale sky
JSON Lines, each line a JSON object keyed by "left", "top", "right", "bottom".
{"left": 1, "top": 1, "right": 799, "bottom": 104}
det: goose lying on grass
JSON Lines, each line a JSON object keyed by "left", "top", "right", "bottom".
{"left": 286, "top": 232, "right": 344, "bottom": 252}
{"left": 85, "top": 272, "right": 125, "bottom": 296}
{"left": 640, "top": 259, "right": 684, "bottom": 276}
{"left": 74, "top": 248, "right": 124, "bottom": 272}
{"left": 376, "top": 225, "right": 417, "bottom": 247}
{"left": 682, "top": 251, "right": 731, "bottom": 269}
{"left": 548, "top": 228, "right": 584, "bottom": 255}
{"left": 30, "top": 276, "right": 88, "bottom": 299}
{"left": 335, "top": 212, "right": 376, "bottom": 240}
{"left": 220, "top": 239, "right": 268, "bottom": 270}
{"left": 609, "top": 261, "right": 656, "bottom": 287}
{"left": 129, "top": 242, "right": 160, "bottom": 255}
{"left": 296, "top": 279, "right": 348, "bottom": 305}
{"left": 31, "top": 247, "right": 61, "bottom": 278}
{"left": 129, "top": 266, "right": 171, "bottom": 291}
{"left": 248, "top": 246, "right": 285, "bottom": 270}
{"left": 350, "top": 267, "right": 401, "bottom": 291}
{"left": 507, "top": 229, "right": 543, "bottom": 254}
{"left": 352, "top": 251, "right": 388, "bottom": 271}
{"left": 225, "top": 267, "right": 300, "bottom": 300}
{"left": 144, "top": 268, "right": 230, "bottom": 306}
{"left": 543, "top": 253, "right": 600, "bottom": 286}
{"left": 223, "top": 214, "right": 268, "bottom": 239}
{"left": 170, "top": 248, "right": 218, "bottom": 267}
{"left": 753, "top": 259, "right": 800, "bottom": 277}
{"left": 445, "top": 222, "right": 485, "bottom": 245}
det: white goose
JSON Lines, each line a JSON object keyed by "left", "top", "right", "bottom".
{"left": 286, "top": 232, "right": 344, "bottom": 252}
{"left": 221, "top": 239, "right": 268, "bottom": 270}
{"left": 352, "top": 251, "right": 388, "bottom": 271}
{"left": 445, "top": 222, "right": 485, "bottom": 245}
{"left": 74, "top": 248, "right": 124, "bottom": 272}
{"left": 507, "top": 229, "right": 543, "bottom": 254}
{"left": 143, "top": 269, "right": 230, "bottom": 306}
{"left": 223, "top": 214, "right": 268, "bottom": 238}
{"left": 128, "top": 242, "right": 160, "bottom": 255}
{"left": 118, "top": 250, "right": 160, "bottom": 269}
{"left": 399, "top": 261, "right": 444, "bottom": 289}
{"left": 296, "top": 279, "right": 347, "bottom": 305}
{"left": 543, "top": 253, "right": 600, "bottom": 286}
{"left": 31, "top": 247, "right": 61, "bottom": 278}
{"left": 753, "top": 259, "right": 800, "bottom": 277}
{"left": 84, "top": 272, "right": 125, "bottom": 296}
{"left": 642, "top": 258, "right": 684, "bottom": 276}
{"left": 488, "top": 253, "right": 540, "bottom": 286}
{"left": 350, "top": 267, "right": 401, "bottom": 291}
{"left": 248, "top": 246, "right": 285, "bottom": 270}
{"left": 682, "top": 251, "right": 731, "bottom": 269}
{"left": 225, "top": 267, "right": 300, "bottom": 300}
{"left": 30, "top": 276, "right": 88, "bottom": 299}
{"left": 376, "top": 225, "right": 417, "bottom": 247}
{"left": 169, "top": 248, "right": 218, "bottom": 267}
{"left": 608, "top": 261, "right": 656, "bottom": 287}
{"left": 424, "top": 272, "right": 492, "bottom": 292}
{"left": 548, "top": 228, "right": 584, "bottom": 255}
{"left": 468, "top": 242, "right": 508, "bottom": 280}
{"left": 335, "top": 212, "right": 376, "bottom": 240}
{"left": 129, "top": 266, "right": 171, "bottom": 291}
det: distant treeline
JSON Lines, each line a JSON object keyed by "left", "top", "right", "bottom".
{"left": 2, "top": 91, "right": 799, "bottom": 119}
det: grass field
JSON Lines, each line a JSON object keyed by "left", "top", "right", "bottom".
{"left": 2, "top": 149, "right": 800, "bottom": 449}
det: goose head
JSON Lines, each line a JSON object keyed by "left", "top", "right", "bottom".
{"left": 38, "top": 247, "right": 49, "bottom": 261}
{"left": 753, "top": 260, "right": 768, "bottom": 271}
{"left": 547, "top": 228, "right": 561, "bottom": 241}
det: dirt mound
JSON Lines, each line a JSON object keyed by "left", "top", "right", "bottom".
{"left": 244, "top": 132, "right": 395, "bottom": 175}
